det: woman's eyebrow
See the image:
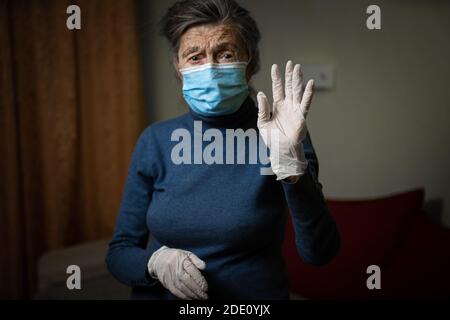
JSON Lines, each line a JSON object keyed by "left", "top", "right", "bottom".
{"left": 181, "top": 46, "right": 201, "bottom": 59}
{"left": 213, "top": 42, "right": 239, "bottom": 52}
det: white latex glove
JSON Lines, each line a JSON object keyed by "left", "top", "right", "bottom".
{"left": 147, "top": 245, "right": 209, "bottom": 300}
{"left": 257, "top": 60, "right": 315, "bottom": 181}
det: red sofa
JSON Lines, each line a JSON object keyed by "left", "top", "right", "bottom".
{"left": 283, "top": 189, "right": 450, "bottom": 299}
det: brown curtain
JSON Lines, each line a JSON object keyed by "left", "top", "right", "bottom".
{"left": 0, "top": 0, "right": 145, "bottom": 299}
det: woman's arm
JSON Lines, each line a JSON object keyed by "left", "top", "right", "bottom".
{"left": 257, "top": 61, "right": 340, "bottom": 266}
{"left": 281, "top": 132, "right": 340, "bottom": 266}
{"left": 105, "top": 127, "right": 160, "bottom": 287}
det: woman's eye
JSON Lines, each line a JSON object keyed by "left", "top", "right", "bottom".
{"left": 188, "top": 54, "right": 204, "bottom": 64}
{"left": 217, "top": 52, "right": 235, "bottom": 62}
{"left": 223, "top": 53, "right": 234, "bottom": 60}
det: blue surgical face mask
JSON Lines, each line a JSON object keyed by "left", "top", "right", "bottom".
{"left": 180, "top": 62, "right": 249, "bottom": 117}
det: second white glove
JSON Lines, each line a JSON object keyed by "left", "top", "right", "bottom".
{"left": 147, "top": 245, "right": 209, "bottom": 300}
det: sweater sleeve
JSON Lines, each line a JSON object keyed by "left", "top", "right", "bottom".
{"left": 281, "top": 132, "right": 340, "bottom": 266}
{"left": 105, "top": 127, "right": 161, "bottom": 287}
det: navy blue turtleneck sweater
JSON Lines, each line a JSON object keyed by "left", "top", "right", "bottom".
{"left": 105, "top": 96, "right": 340, "bottom": 300}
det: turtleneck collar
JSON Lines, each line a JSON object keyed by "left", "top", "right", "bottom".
{"left": 187, "top": 95, "right": 258, "bottom": 129}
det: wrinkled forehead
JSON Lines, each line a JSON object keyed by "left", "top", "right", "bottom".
{"left": 178, "top": 23, "right": 245, "bottom": 56}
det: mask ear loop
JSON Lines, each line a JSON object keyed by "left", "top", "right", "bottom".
{"left": 240, "top": 56, "right": 251, "bottom": 70}
{"left": 245, "top": 55, "right": 252, "bottom": 67}
{"left": 243, "top": 49, "right": 254, "bottom": 75}
{"left": 243, "top": 51, "right": 255, "bottom": 82}
{"left": 244, "top": 53, "right": 258, "bottom": 102}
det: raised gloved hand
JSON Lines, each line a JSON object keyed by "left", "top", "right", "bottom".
{"left": 147, "top": 245, "right": 209, "bottom": 300}
{"left": 256, "top": 61, "right": 315, "bottom": 181}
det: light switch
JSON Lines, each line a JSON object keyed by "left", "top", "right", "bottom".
{"left": 301, "top": 64, "right": 335, "bottom": 90}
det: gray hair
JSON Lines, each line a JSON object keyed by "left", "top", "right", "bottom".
{"left": 159, "top": 0, "right": 261, "bottom": 77}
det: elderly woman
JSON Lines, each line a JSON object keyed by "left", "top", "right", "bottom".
{"left": 106, "top": 0, "right": 340, "bottom": 300}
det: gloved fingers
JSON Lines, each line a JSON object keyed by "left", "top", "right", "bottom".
{"left": 271, "top": 64, "right": 284, "bottom": 103}
{"left": 181, "top": 270, "right": 208, "bottom": 300}
{"left": 300, "top": 79, "right": 315, "bottom": 117}
{"left": 187, "top": 252, "right": 206, "bottom": 270}
{"left": 293, "top": 64, "right": 303, "bottom": 107}
{"left": 257, "top": 92, "right": 271, "bottom": 124}
{"left": 169, "top": 283, "right": 191, "bottom": 300}
{"left": 183, "top": 258, "right": 209, "bottom": 293}
{"left": 177, "top": 278, "right": 202, "bottom": 300}
{"left": 284, "top": 60, "right": 294, "bottom": 101}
